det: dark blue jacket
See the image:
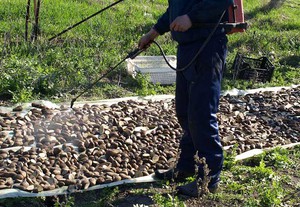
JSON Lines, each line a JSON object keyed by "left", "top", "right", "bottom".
{"left": 154, "top": 0, "right": 234, "bottom": 44}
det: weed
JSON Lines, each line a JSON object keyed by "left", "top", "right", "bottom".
{"left": 193, "top": 153, "right": 211, "bottom": 197}
{"left": 245, "top": 180, "right": 284, "bottom": 207}
{"left": 1, "top": 0, "right": 299, "bottom": 101}
{"left": 84, "top": 187, "right": 120, "bottom": 207}
{"left": 0, "top": 197, "right": 46, "bottom": 207}
{"left": 54, "top": 195, "right": 75, "bottom": 207}
{"left": 135, "top": 73, "right": 157, "bottom": 96}
{"left": 223, "top": 144, "right": 238, "bottom": 170}
{"left": 251, "top": 161, "right": 275, "bottom": 181}
{"left": 152, "top": 193, "right": 185, "bottom": 207}
{"left": 226, "top": 181, "right": 245, "bottom": 193}
{"left": 10, "top": 87, "right": 34, "bottom": 103}
{"left": 263, "top": 147, "right": 293, "bottom": 169}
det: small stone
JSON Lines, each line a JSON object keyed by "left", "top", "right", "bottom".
{"left": 125, "top": 138, "right": 133, "bottom": 145}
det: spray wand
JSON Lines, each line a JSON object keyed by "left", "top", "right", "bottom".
{"left": 70, "top": 48, "right": 144, "bottom": 108}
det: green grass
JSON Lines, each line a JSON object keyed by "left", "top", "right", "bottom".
{"left": 225, "top": 0, "right": 300, "bottom": 89}
{"left": 0, "top": 0, "right": 172, "bottom": 102}
{"left": 205, "top": 145, "right": 300, "bottom": 207}
{"left": 0, "top": 0, "right": 299, "bottom": 102}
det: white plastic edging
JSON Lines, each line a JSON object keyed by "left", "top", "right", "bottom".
{"left": 234, "top": 142, "right": 300, "bottom": 161}
{"left": 0, "top": 174, "right": 158, "bottom": 199}
{"left": 1, "top": 85, "right": 298, "bottom": 112}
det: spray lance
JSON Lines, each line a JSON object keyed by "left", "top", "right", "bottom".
{"left": 47, "top": 0, "right": 144, "bottom": 108}
{"left": 69, "top": 48, "right": 144, "bottom": 108}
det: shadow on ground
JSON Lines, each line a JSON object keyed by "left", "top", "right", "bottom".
{"left": 246, "top": 0, "right": 285, "bottom": 20}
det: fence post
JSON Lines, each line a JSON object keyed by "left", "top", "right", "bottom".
{"left": 25, "top": 0, "right": 31, "bottom": 41}
{"left": 31, "top": 0, "right": 41, "bottom": 41}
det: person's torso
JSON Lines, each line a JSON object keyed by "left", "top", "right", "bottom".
{"left": 168, "top": 0, "right": 226, "bottom": 44}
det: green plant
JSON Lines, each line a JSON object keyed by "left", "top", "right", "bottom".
{"left": 259, "top": 181, "right": 284, "bottom": 207}
{"left": 83, "top": 187, "right": 120, "bottom": 207}
{"left": 250, "top": 160, "right": 275, "bottom": 181}
{"left": 1, "top": 0, "right": 300, "bottom": 102}
{"left": 245, "top": 181, "right": 284, "bottom": 207}
{"left": 135, "top": 73, "right": 157, "bottom": 96}
{"left": 10, "top": 87, "right": 34, "bottom": 103}
{"left": 54, "top": 195, "right": 75, "bottom": 207}
{"left": 226, "top": 181, "right": 245, "bottom": 193}
{"left": 223, "top": 144, "right": 238, "bottom": 170}
{"left": 0, "top": 197, "right": 46, "bottom": 207}
{"left": 152, "top": 193, "right": 185, "bottom": 207}
{"left": 263, "top": 148, "right": 293, "bottom": 169}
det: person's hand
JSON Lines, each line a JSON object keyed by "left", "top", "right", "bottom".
{"left": 170, "top": 15, "right": 192, "bottom": 32}
{"left": 138, "top": 28, "right": 159, "bottom": 49}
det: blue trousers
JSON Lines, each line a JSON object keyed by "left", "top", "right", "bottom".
{"left": 175, "top": 35, "right": 228, "bottom": 187}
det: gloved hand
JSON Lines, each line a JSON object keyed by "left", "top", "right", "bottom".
{"left": 138, "top": 28, "right": 159, "bottom": 49}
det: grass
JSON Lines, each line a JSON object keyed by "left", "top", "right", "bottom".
{"left": 0, "top": 0, "right": 299, "bottom": 103}
{"left": 213, "top": 146, "right": 300, "bottom": 207}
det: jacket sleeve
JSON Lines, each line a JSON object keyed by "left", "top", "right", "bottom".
{"left": 187, "top": 0, "right": 234, "bottom": 23}
{"left": 153, "top": 8, "right": 171, "bottom": 35}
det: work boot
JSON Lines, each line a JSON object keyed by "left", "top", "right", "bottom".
{"left": 155, "top": 168, "right": 194, "bottom": 182}
{"left": 176, "top": 180, "right": 219, "bottom": 197}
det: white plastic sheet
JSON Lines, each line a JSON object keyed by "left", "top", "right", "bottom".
{"left": 0, "top": 174, "right": 158, "bottom": 199}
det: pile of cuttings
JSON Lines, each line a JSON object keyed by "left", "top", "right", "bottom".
{"left": 0, "top": 86, "right": 299, "bottom": 192}
{"left": 0, "top": 100, "right": 181, "bottom": 192}
{"left": 218, "top": 86, "right": 299, "bottom": 154}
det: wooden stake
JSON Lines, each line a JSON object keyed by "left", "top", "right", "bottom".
{"left": 35, "top": 0, "right": 41, "bottom": 38}
{"left": 25, "top": 0, "right": 31, "bottom": 41}
{"left": 31, "top": 0, "right": 41, "bottom": 41}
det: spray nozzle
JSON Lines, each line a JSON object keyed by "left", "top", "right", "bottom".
{"left": 126, "top": 48, "right": 145, "bottom": 59}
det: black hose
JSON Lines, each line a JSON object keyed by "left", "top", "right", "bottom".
{"left": 153, "top": 10, "right": 226, "bottom": 72}
{"left": 69, "top": 9, "right": 226, "bottom": 107}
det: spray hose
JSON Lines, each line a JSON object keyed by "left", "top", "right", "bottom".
{"left": 55, "top": 4, "right": 225, "bottom": 107}
{"left": 69, "top": 11, "right": 226, "bottom": 108}
{"left": 152, "top": 10, "right": 226, "bottom": 72}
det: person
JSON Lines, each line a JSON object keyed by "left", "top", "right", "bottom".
{"left": 138, "top": 0, "right": 234, "bottom": 197}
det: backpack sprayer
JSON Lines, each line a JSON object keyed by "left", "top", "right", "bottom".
{"left": 227, "top": 0, "right": 247, "bottom": 34}
{"left": 157, "top": 0, "right": 247, "bottom": 71}
{"left": 48, "top": 0, "right": 247, "bottom": 108}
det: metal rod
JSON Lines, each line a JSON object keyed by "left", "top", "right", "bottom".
{"left": 70, "top": 56, "right": 127, "bottom": 108}
{"left": 49, "top": 0, "right": 124, "bottom": 41}
{"left": 70, "top": 48, "right": 144, "bottom": 108}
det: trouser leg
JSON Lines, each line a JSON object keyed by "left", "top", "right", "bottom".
{"left": 188, "top": 69, "right": 223, "bottom": 187}
{"left": 175, "top": 36, "right": 227, "bottom": 186}
{"left": 175, "top": 71, "right": 196, "bottom": 172}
